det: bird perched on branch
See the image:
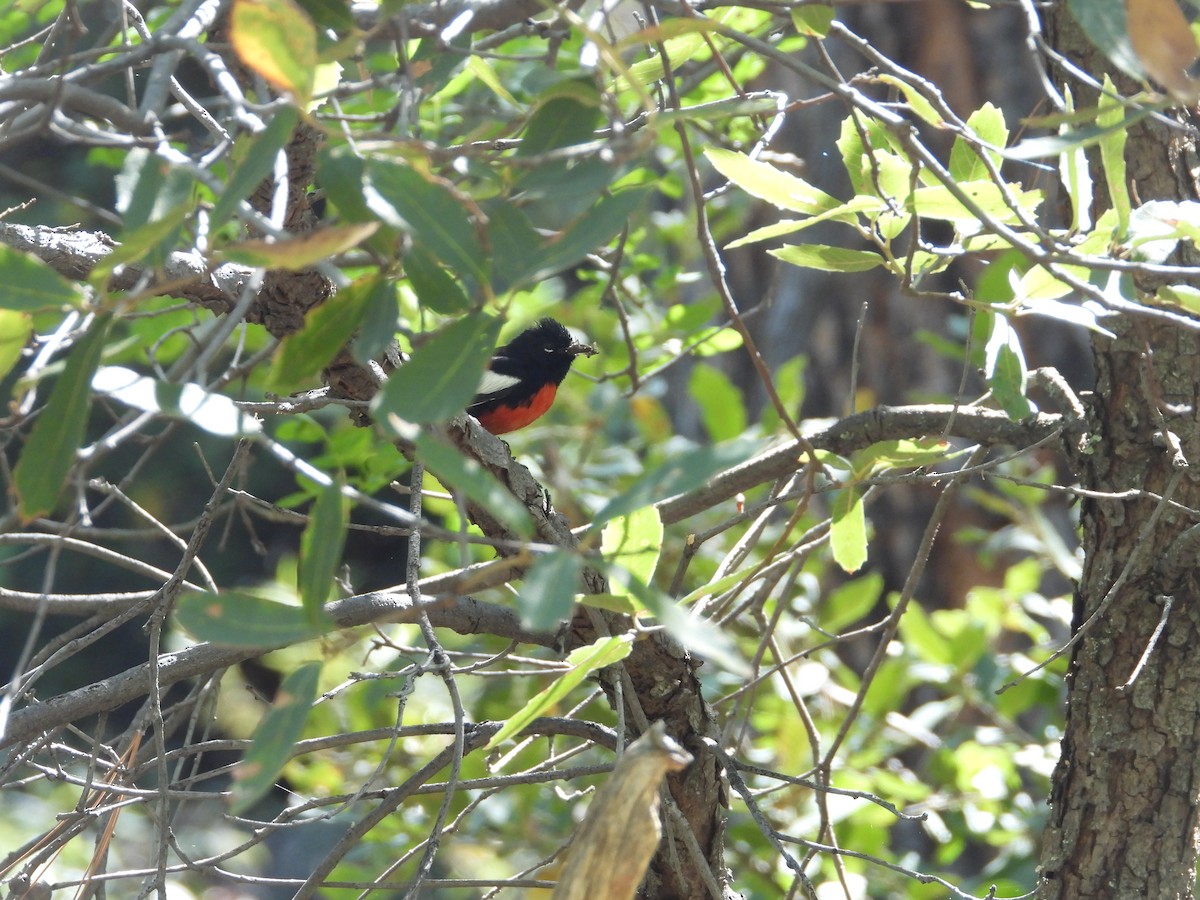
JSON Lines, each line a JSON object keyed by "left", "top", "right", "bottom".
{"left": 468, "top": 317, "right": 596, "bottom": 435}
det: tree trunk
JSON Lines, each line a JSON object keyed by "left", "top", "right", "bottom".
{"left": 1037, "top": 8, "right": 1200, "bottom": 897}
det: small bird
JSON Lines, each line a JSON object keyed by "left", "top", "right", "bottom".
{"left": 468, "top": 317, "right": 596, "bottom": 435}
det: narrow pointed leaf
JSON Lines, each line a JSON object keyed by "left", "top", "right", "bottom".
{"left": 486, "top": 635, "right": 634, "bottom": 750}
{"left": 373, "top": 314, "right": 501, "bottom": 427}
{"left": 299, "top": 481, "right": 348, "bottom": 623}
{"left": 14, "top": 315, "right": 110, "bottom": 520}
{"left": 230, "top": 661, "right": 322, "bottom": 813}
{"left": 175, "top": 590, "right": 334, "bottom": 646}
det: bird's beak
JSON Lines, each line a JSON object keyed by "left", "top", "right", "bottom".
{"left": 569, "top": 339, "right": 598, "bottom": 358}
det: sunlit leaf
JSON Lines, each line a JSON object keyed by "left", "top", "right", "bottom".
{"left": 984, "top": 312, "right": 1033, "bottom": 420}
{"left": 771, "top": 244, "right": 884, "bottom": 273}
{"left": 949, "top": 103, "right": 1009, "bottom": 182}
{"left": 221, "top": 223, "right": 379, "bottom": 269}
{"left": 706, "top": 147, "right": 843, "bottom": 216}
{"left": 791, "top": 5, "right": 835, "bottom": 37}
{"left": 822, "top": 572, "right": 884, "bottom": 632}
{"left": 0, "top": 309, "right": 31, "bottom": 380}
{"left": 93, "top": 366, "right": 262, "bottom": 437}
{"left": 831, "top": 485, "right": 867, "bottom": 574}
{"left": 231, "top": 0, "right": 318, "bottom": 105}
{"left": 1097, "top": 74, "right": 1131, "bottom": 236}
{"left": 487, "top": 635, "right": 635, "bottom": 750}
{"left": 267, "top": 277, "right": 381, "bottom": 391}
{"left": 601, "top": 506, "right": 663, "bottom": 599}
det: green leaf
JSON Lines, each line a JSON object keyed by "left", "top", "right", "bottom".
{"left": 601, "top": 506, "right": 664, "bottom": 599}
{"left": 821, "top": 572, "right": 884, "bottom": 632}
{"left": 770, "top": 244, "right": 884, "bottom": 273}
{"left": 527, "top": 187, "right": 650, "bottom": 281}
{"left": 95, "top": 203, "right": 191, "bottom": 277}
{"left": 831, "top": 485, "right": 868, "bottom": 574}
{"left": 372, "top": 314, "right": 502, "bottom": 428}
{"left": 231, "top": 661, "right": 322, "bottom": 813}
{"left": 483, "top": 199, "right": 544, "bottom": 293}
{"left": 854, "top": 438, "right": 952, "bottom": 474}
{"left": 175, "top": 590, "right": 334, "bottom": 646}
{"left": 363, "top": 160, "right": 486, "bottom": 288}
{"left": 725, "top": 197, "right": 882, "bottom": 248}
{"left": 13, "top": 315, "right": 110, "bottom": 521}
{"left": 691, "top": 326, "right": 744, "bottom": 356}
{"left": 984, "top": 312, "right": 1033, "bottom": 420}
{"left": 897, "top": 601, "right": 955, "bottom": 666}
{"left": 518, "top": 87, "right": 602, "bottom": 156}
{"left": 591, "top": 438, "right": 761, "bottom": 528}
{"left": 211, "top": 106, "right": 299, "bottom": 228}
{"left": 949, "top": 103, "right": 1009, "bottom": 182}
{"left": 92, "top": 366, "right": 262, "bottom": 437}
{"left": 115, "top": 148, "right": 194, "bottom": 231}
{"left": 0, "top": 246, "right": 83, "bottom": 311}
{"left": 1005, "top": 106, "right": 1153, "bottom": 161}
{"left": 230, "top": 0, "right": 318, "bottom": 105}
{"left": 351, "top": 278, "right": 401, "bottom": 366}
{"left": 1096, "top": 74, "right": 1131, "bottom": 237}
{"left": 518, "top": 550, "right": 584, "bottom": 630}
{"left": 486, "top": 635, "right": 634, "bottom": 750}
{"left": 791, "top": 5, "right": 834, "bottom": 37}
{"left": 688, "top": 364, "right": 747, "bottom": 440}
{"left": 877, "top": 74, "right": 943, "bottom": 126}
{"left": 1156, "top": 283, "right": 1200, "bottom": 314}
{"left": 316, "top": 147, "right": 374, "bottom": 222}
{"left": 910, "top": 182, "right": 1043, "bottom": 226}
{"left": 1066, "top": 0, "right": 1143, "bottom": 81}
{"left": 412, "top": 431, "right": 533, "bottom": 537}
{"left": 409, "top": 31, "right": 471, "bottom": 95}
{"left": 0, "top": 309, "right": 31, "bottom": 380}
{"left": 298, "top": 481, "right": 348, "bottom": 623}
{"left": 404, "top": 247, "right": 471, "bottom": 315}
{"left": 1060, "top": 87, "right": 1099, "bottom": 230}
{"left": 706, "top": 147, "right": 843, "bottom": 216}
{"left": 267, "top": 276, "right": 380, "bottom": 392}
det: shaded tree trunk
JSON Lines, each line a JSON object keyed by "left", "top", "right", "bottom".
{"left": 1037, "top": 8, "right": 1200, "bottom": 897}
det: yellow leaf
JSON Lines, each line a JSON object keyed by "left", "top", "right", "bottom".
{"left": 231, "top": 0, "right": 318, "bottom": 105}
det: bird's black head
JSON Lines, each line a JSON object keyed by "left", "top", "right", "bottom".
{"left": 493, "top": 317, "right": 596, "bottom": 384}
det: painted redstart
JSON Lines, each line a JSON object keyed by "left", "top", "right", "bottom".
{"left": 468, "top": 317, "right": 597, "bottom": 435}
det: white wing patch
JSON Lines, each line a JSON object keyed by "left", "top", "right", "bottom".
{"left": 475, "top": 369, "right": 521, "bottom": 397}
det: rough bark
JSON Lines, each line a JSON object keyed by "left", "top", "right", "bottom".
{"left": 1037, "top": 8, "right": 1200, "bottom": 897}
